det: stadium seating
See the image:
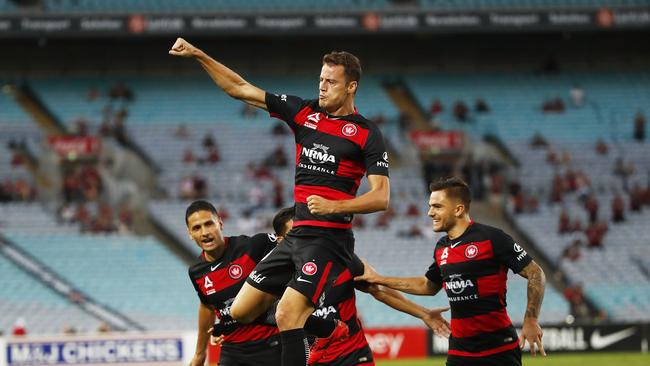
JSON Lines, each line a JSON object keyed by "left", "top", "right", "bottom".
{"left": 2, "top": 0, "right": 648, "bottom": 13}
{"left": 0, "top": 252, "right": 104, "bottom": 334}
{"left": 2, "top": 230, "right": 197, "bottom": 331}
{"left": 406, "top": 71, "right": 650, "bottom": 143}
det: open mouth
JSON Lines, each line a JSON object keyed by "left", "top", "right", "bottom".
{"left": 201, "top": 237, "right": 215, "bottom": 247}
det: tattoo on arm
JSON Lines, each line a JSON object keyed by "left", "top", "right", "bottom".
{"left": 520, "top": 261, "right": 546, "bottom": 319}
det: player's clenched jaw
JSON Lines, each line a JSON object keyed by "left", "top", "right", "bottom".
{"left": 428, "top": 190, "right": 459, "bottom": 233}
{"left": 187, "top": 210, "right": 226, "bottom": 255}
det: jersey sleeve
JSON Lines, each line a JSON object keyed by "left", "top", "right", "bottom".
{"left": 491, "top": 229, "right": 533, "bottom": 273}
{"left": 249, "top": 232, "right": 279, "bottom": 259}
{"left": 265, "top": 92, "right": 305, "bottom": 130}
{"left": 188, "top": 268, "right": 210, "bottom": 306}
{"left": 364, "top": 124, "right": 389, "bottom": 177}
{"left": 424, "top": 247, "right": 443, "bottom": 286}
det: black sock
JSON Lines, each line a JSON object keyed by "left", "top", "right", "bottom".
{"left": 280, "top": 329, "right": 309, "bottom": 366}
{"left": 304, "top": 316, "right": 336, "bottom": 338}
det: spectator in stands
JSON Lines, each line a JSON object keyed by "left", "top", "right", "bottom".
{"left": 430, "top": 98, "right": 443, "bottom": 115}
{"left": 264, "top": 146, "right": 288, "bottom": 167}
{"left": 453, "top": 100, "right": 469, "bottom": 122}
{"left": 584, "top": 195, "right": 599, "bottom": 223}
{"left": 272, "top": 178, "right": 285, "bottom": 209}
{"left": 87, "top": 87, "right": 99, "bottom": 101}
{"left": 192, "top": 175, "right": 207, "bottom": 198}
{"left": 512, "top": 191, "right": 525, "bottom": 214}
{"left": 569, "top": 85, "right": 584, "bottom": 107}
{"left": 630, "top": 184, "right": 643, "bottom": 212}
{"left": 571, "top": 218, "right": 583, "bottom": 233}
{"left": 12, "top": 317, "right": 27, "bottom": 336}
{"left": 595, "top": 139, "right": 609, "bottom": 155}
{"left": 585, "top": 221, "right": 607, "bottom": 249}
{"left": 564, "top": 284, "right": 590, "bottom": 322}
{"left": 558, "top": 209, "right": 571, "bottom": 234}
{"left": 551, "top": 174, "right": 565, "bottom": 203}
{"left": 405, "top": 203, "right": 420, "bottom": 217}
{"left": 206, "top": 146, "right": 220, "bottom": 164}
{"left": 97, "top": 322, "right": 111, "bottom": 333}
{"left": 236, "top": 209, "right": 259, "bottom": 234}
{"left": 202, "top": 133, "right": 216, "bottom": 149}
{"left": 526, "top": 193, "right": 540, "bottom": 213}
{"left": 372, "top": 113, "right": 386, "bottom": 126}
{"left": 179, "top": 176, "right": 195, "bottom": 199}
{"left": 57, "top": 203, "right": 76, "bottom": 223}
{"left": 542, "top": 98, "right": 565, "bottom": 113}
{"left": 614, "top": 158, "right": 635, "bottom": 191}
{"left": 241, "top": 103, "right": 259, "bottom": 118}
{"left": 10, "top": 151, "right": 25, "bottom": 167}
{"left": 117, "top": 204, "right": 133, "bottom": 234}
{"left": 175, "top": 123, "right": 189, "bottom": 139}
{"left": 63, "top": 325, "right": 78, "bottom": 335}
{"left": 634, "top": 111, "right": 646, "bottom": 142}
{"left": 611, "top": 195, "right": 625, "bottom": 223}
{"left": 529, "top": 132, "right": 548, "bottom": 148}
{"left": 562, "top": 239, "right": 582, "bottom": 262}
{"left": 271, "top": 122, "right": 289, "bottom": 136}
{"left": 74, "top": 118, "right": 89, "bottom": 136}
{"left": 474, "top": 98, "right": 490, "bottom": 113}
{"left": 183, "top": 149, "right": 196, "bottom": 163}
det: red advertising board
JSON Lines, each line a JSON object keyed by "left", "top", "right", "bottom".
{"left": 48, "top": 136, "right": 101, "bottom": 157}
{"left": 410, "top": 130, "right": 464, "bottom": 152}
{"left": 364, "top": 327, "right": 428, "bottom": 359}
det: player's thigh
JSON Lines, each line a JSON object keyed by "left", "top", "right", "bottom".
{"left": 230, "top": 282, "right": 278, "bottom": 323}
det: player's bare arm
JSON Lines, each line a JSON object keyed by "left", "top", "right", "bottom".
{"left": 307, "top": 175, "right": 389, "bottom": 215}
{"left": 360, "top": 283, "right": 451, "bottom": 338}
{"left": 169, "top": 37, "right": 267, "bottom": 110}
{"left": 189, "top": 302, "right": 216, "bottom": 366}
{"left": 354, "top": 259, "right": 441, "bottom": 296}
{"left": 517, "top": 260, "right": 547, "bottom": 356}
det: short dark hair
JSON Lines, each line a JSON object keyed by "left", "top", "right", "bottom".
{"left": 429, "top": 177, "right": 472, "bottom": 210}
{"left": 322, "top": 51, "right": 362, "bottom": 83}
{"left": 185, "top": 200, "right": 219, "bottom": 226}
{"left": 272, "top": 206, "right": 295, "bottom": 236}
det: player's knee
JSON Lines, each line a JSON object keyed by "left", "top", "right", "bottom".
{"left": 274, "top": 303, "right": 298, "bottom": 330}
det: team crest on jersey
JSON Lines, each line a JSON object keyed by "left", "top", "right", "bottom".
{"left": 302, "top": 262, "right": 318, "bottom": 276}
{"left": 465, "top": 244, "right": 479, "bottom": 259}
{"left": 228, "top": 264, "right": 244, "bottom": 279}
{"left": 342, "top": 123, "right": 358, "bottom": 136}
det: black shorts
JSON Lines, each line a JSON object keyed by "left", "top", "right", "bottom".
{"left": 219, "top": 336, "right": 281, "bottom": 366}
{"left": 246, "top": 226, "right": 356, "bottom": 307}
{"left": 446, "top": 347, "right": 521, "bottom": 366}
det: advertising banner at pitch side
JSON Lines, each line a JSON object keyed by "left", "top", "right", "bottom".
{"left": 429, "top": 323, "right": 648, "bottom": 355}
{"left": 0, "top": 332, "right": 198, "bottom": 366}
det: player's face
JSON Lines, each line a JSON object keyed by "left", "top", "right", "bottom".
{"left": 428, "top": 190, "right": 461, "bottom": 233}
{"left": 319, "top": 63, "right": 357, "bottom": 113}
{"left": 187, "top": 210, "right": 225, "bottom": 252}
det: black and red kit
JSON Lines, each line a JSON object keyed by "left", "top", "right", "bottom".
{"left": 189, "top": 233, "right": 281, "bottom": 365}
{"left": 248, "top": 93, "right": 390, "bottom": 308}
{"left": 425, "top": 222, "right": 532, "bottom": 366}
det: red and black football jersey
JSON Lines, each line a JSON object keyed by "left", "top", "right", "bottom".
{"left": 188, "top": 233, "right": 279, "bottom": 344}
{"left": 425, "top": 222, "right": 533, "bottom": 358}
{"left": 266, "top": 93, "right": 389, "bottom": 230}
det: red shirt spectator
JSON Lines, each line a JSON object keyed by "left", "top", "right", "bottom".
{"left": 558, "top": 209, "right": 571, "bottom": 234}
{"left": 611, "top": 195, "right": 625, "bottom": 223}
{"left": 430, "top": 99, "right": 443, "bottom": 115}
{"left": 405, "top": 203, "right": 420, "bottom": 217}
{"left": 584, "top": 196, "right": 599, "bottom": 223}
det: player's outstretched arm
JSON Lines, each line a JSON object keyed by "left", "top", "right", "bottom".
{"left": 189, "top": 302, "right": 216, "bottom": 366}
{"left": 517, "top": 260, "right": 546, "bottom": 357}
{"left": 358, "top": 283, "right": 450, "bottom": 338}
{"left": 169, "top": 37, "right": 267, "bottom": 110}
{"left": 307, "top": 175, "right": 389, "bottom": 215}
{"left": 354, "top": 258, "right": 440, "bottom": 296}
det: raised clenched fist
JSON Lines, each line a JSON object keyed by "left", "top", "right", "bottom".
{"left": 169, "top": 37, "right": 197, "bottom": 57}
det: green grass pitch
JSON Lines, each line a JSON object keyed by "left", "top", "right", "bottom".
{"left": 376, "top": 352, "right": 649, "bottom": 366}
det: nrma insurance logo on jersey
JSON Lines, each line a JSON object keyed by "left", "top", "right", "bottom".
{"left": 302, "top": 143, "right": 336, "bottom": 164}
